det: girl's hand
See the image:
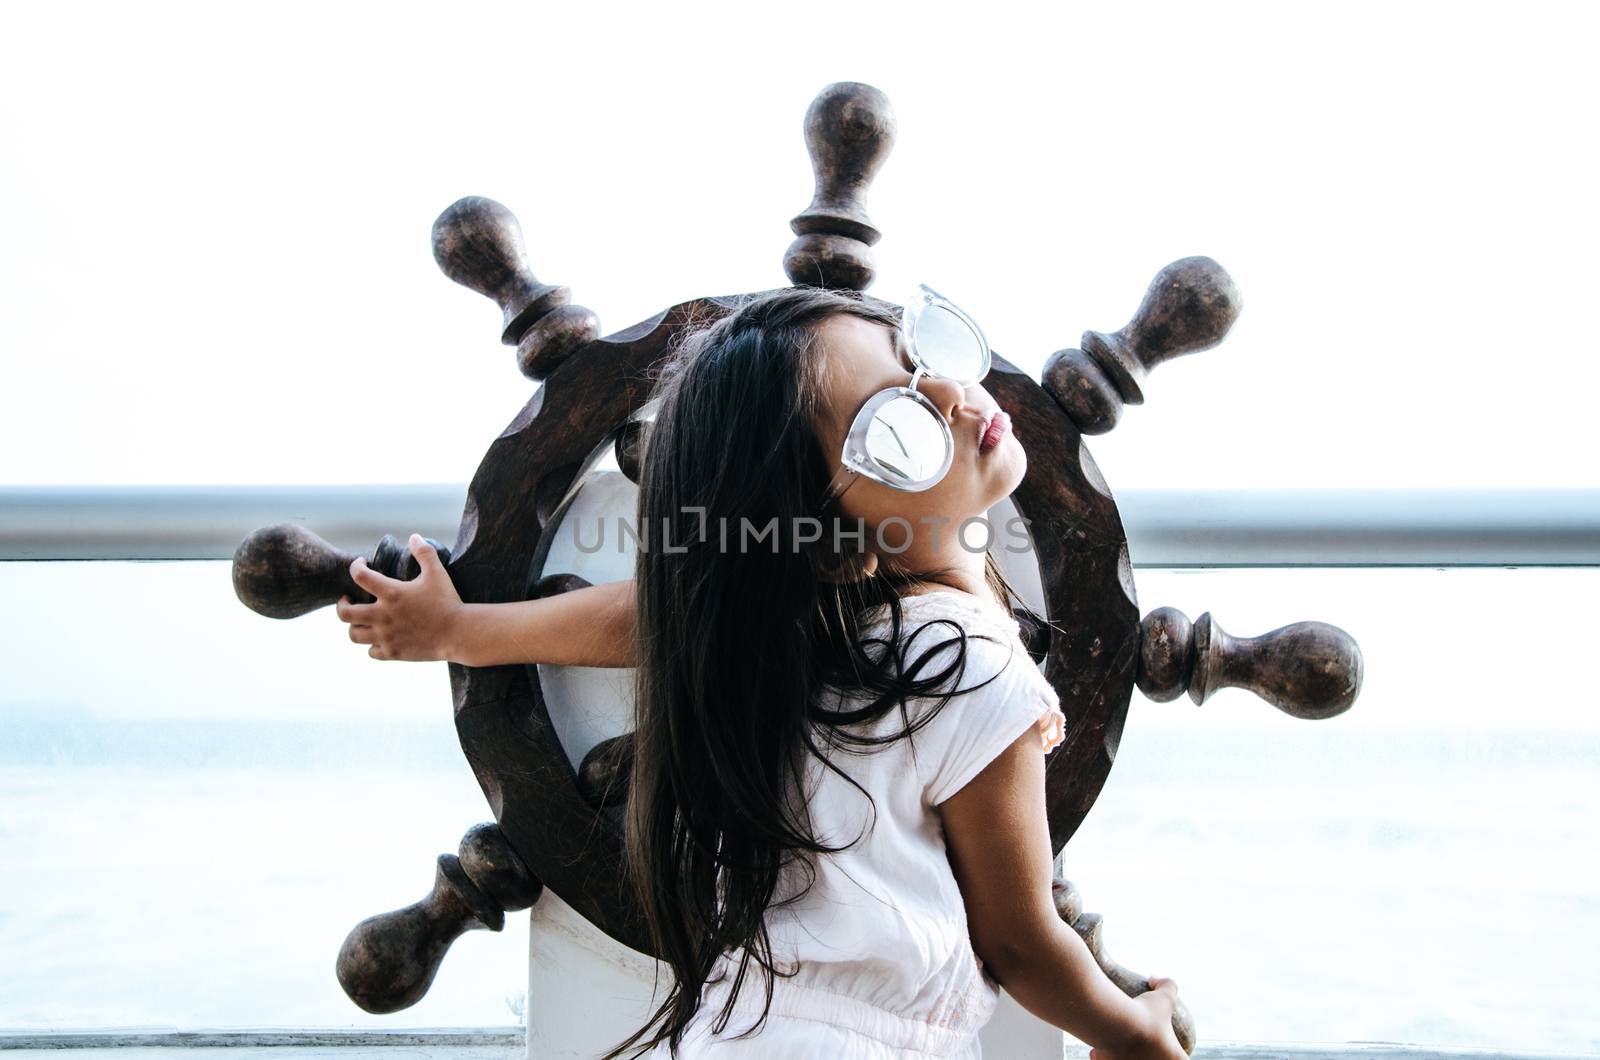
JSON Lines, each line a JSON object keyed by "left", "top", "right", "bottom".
{"left": 336, "top": 534, "right": 464, "bottom": 662}
{"left": 1089, "top": 977, "right": 1188, "bottom": 1060}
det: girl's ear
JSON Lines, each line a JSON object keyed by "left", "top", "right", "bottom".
{"left": 819, "top": 549, "right": 879, "bottom": 585}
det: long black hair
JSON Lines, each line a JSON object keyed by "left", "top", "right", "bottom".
{"left": 603, "top": 286, "right": 1037, "bottom": 1059}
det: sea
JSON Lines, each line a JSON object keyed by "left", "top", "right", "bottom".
{"left": 1, "top": 714, "right": 1595, "bottom": 1053}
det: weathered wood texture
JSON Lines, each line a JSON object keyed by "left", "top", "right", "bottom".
{"left": 430, "top": 285, "right": 1138, "bottom": 952}
{"left": 785, "top": 81, "right": 894, "bottom": 290}
{"left": 334, "top": 823, "right": 540, "bottom": 1014}
{"left": 1054, "top": 875, "right": 1197, "bottom": 1053}
{"left": 1041, "top": 256, "right": 1242, "bottom": 436}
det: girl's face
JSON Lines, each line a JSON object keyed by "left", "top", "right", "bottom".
{"left": 811, "top": 313, "right": 1027, "bottom": 556}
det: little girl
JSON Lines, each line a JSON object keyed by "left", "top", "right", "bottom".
{"left": 338, "top": 286, "right": 1186, "bottom": 1060}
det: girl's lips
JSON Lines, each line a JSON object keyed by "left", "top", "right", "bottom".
{"left": 979, "top": 410, "right": 1010, "bottom": 454}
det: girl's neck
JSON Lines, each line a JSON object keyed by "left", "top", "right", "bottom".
{"left": 903, "top": 571, "right": 1003, "bottom": 613}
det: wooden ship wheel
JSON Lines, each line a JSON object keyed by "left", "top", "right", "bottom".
{"left": 231, "top": 82, "right": 1363, "bottom": 1054}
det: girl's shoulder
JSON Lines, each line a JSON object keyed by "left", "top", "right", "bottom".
{"left": 857, "top": 589, "right": 1067, "bottom": 803}
{"left": 857, "top": 588, "right": 1053, "bottom": 706}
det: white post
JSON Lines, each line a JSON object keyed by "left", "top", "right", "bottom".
{"left": 525, "top": 889, "right": 666, "bottom": 1060}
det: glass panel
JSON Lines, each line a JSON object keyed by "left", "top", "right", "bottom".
{"left": 1064, "top": 567, "right": 1600, "bottom": 1054}
{"left": 3, "top": 560, "right": 1596, "bottom": 1050}
{"left": 0, "top": 561, "right": 527, "bottom": 1030}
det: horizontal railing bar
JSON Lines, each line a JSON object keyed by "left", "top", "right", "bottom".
{"left": 0, "top": 1026, "right": 522, "bottom": 1049}
{"left": 0, "top": 1029, "right": 1579, "bottom": 1058}
{"left": 0, "top": 485, "right": 1596, "bottom": 566}
{"left": 1120, "top": 487, "right": 1600, "bottom": 567}
{"left": 0, "top": 484, "right": 468, "bottom": 564}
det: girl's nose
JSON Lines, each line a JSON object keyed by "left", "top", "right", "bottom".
{"left": 916, "top": 374, "right": 969, "bottom": 422}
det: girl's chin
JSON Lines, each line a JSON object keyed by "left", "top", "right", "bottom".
{"left": 979, "top": 441, "right": 1027, "bottom": 493}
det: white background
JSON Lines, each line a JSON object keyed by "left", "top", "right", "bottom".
{"left": 3, "top": 1, "right": 1596, "bottom": 489}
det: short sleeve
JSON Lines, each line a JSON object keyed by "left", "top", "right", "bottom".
{"left": 914, "top": 636, "right": 1067, "bottom": 807}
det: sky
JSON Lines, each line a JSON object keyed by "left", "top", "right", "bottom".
{"left": 1, "top": 0, "right": 1596, "bottom": 492}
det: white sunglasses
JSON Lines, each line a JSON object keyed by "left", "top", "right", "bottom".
{"left": 824, "top": 284, "right": 992, "bottom": 506}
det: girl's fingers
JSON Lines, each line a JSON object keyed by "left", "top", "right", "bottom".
{"left": 409, "top": 533, "right": 446, "bottom": 577}
{"left": 336, "top": 595, "right": 378, "bottom": 624}
{"left": 347, "top": 623, "right": 374, "bottom": 645}
{"left": 348, "top": 556, "right": 396, "bottom": 597}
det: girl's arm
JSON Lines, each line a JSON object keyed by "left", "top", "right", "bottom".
{"left": 938, "top": 732, "right": 1186, "bottom": 1059}
{"left": 452, "top": 578, "right": 637, "bottom": 668}
{"left": 339, "top": 534, "right": 637, "bottom": 668}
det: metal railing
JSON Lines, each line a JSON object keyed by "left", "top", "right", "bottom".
{"left": 0, "top": 1028, "right": 1580, "bottom": 1058}
{"left": 2, "top": 485, "right": 1597, "bottom": 566}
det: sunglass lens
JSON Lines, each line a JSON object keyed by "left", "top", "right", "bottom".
{"left": 862, "top": 395, "right": 949, "bottom": 488}
{"left": 912, "top": 304, "right": 987, "bottom": 382}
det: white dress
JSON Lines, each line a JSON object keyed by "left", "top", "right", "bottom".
{"left": 652, "top": 588, "right": 1067, "bottom": 1059}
